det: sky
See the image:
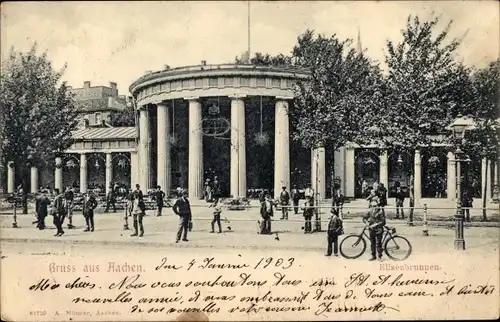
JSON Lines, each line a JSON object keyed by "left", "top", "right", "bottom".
{"left": 1, "top": 1, "right": 499, "bottom": 94}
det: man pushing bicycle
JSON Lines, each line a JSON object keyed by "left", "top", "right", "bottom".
{"left": 363, "top": 196, "right": 386, "bottom": 261}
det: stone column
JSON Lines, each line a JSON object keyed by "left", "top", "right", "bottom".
{"left": 414, "top": 150, "right": 422, "bottom": 201}
{"left": 345, "top": 148, "right": 355, "bottom": 198}
{"left": 130, "top": 151, "right": 139, "bottom": 189}
{"left": 157, "top": 103, "right": 171, "bottom": 192}
{"left": 80, "top": 154, "right": 87, "bottom": 193}
{"left": 187, "top": 98, "right": 203, "bottom": 199}
{"left": 54, "top": 157, "right": 63, "bottom": 192}
{"left": 105, "top": 153, "right": 112, "bottom": 194}
{"left": 494, "top": 160, "right": 499, "bottom": 199}
{"left": 380, "top": 150, "right": 389, "bottom": 189}
{"left": 30, "top": 167, "right": 38, "bottom": 193}
{"left": 7, "top": 161, "right": 15, "bottom": 193}
{"left": 333, "top": 147, "right": 345, "bottom": 193}
{"left": 230, "top": 96, "right": 246, "bottom": 198}
{"left": 274, "top": 98, "right": 291, "bottom": 196}
{"left": 311, "top": 147, "right": 326, "bottom": 200}
{"left": 447, "top": 152, "right": 456, "bottom": 200}
{"left": 481, "top": 158, "right": 492, "bottom": 200}
{"left": 139, "top": 107, "right": 150, "bottom": 192}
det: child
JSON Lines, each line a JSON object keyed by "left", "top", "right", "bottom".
{"left": 209, "top": 198, "right": 222, "bottom": 233}
{"left": 326, "top": 211, "right": 343, "bottom": 256}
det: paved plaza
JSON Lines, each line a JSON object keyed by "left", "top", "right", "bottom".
{"left": 1, "top": 202, "right": 498, "bottom": 257}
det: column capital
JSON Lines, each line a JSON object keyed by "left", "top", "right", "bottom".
{"left": 276, "top": 96, "right": 294, "bottom": 101}
{"left": 228, "top": 94, "right": 247, "bottom": 100}
{"left": 184, "top": 97, "right": 200, "bottom": 102}
{"left": 155, "top": 101, "right": 168, "bottom": 107}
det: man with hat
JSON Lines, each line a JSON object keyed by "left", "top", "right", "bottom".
{"left": 279, "top": 186, "right": 290, "bottom": 220}
{"left": 363, "top": 196, "right": 386, "bottom": 261}
{"left": 172, "top": 189, "right": 192, "bottom": 242}
{"left": 51, "top": 188, "right": 68, "bottom": 237}
{"left": 290, "top": 185, "right": 300, "bottom": 215}
{"left": 82, "top": 190, "right": 98, "bottom": 232}
{"left": 153, "top": 185, "right": 166, "bottom": 217}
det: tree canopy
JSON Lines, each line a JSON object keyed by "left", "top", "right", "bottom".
{"left": 461, "top": 59, "right": 500, "bottom": 160}
{"left": 109, "top": 103, "right": 136, "bottom": 127}
{"left": 289, "top": 30, "right": 385, "bottom": 151}
{"left": 0, "top": 44, "right": 78, "bottom": 187}
{"left": 369, "top": 16, "right": 472, "bottom": 152}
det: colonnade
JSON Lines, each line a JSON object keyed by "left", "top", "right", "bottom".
{"left": 344, "top": 148, "right": 496, "bottom": 201}
{"left": 138, "top": 96, "right": 309, "bottom": 199}
{"left": 5, "top": 152, "right": 137, "bottom": 194}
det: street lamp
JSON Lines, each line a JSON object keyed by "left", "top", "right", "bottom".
{"left": 448, "top": 115, "right": 476, "bottom": 250}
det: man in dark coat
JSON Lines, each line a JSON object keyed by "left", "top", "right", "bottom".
{"left": 394, "top": 181, "right": 405, "bottom": 219}
{"left": 363, "top": 197, "right": 386, "bottom": 261}
{"left": 153, "top": 185, "right": 166, "bottom": 217}
{"left": 83, "top": 191, "right": 98, "bottom": 232}
{"left": 212, "top": 176, "right": 221, "bottom": 199}
{"left": 260, "top": 192, "right": 274, "bottom": 234}
{"left": 290, "top": 185, "right": 300, "bottom": 214}
{"left": 104, "top": 182, "right": 117, "bottom": 213}
{"left": 279, "top": 186, "right": 290, "bottom": 220}
{"left": 172, "top": 190, "right": 192, "bottom": 242}
{"left": 35, "top": 190, "right": 50, "bottom": 230}
{"left": 51, "top": 189, "right": 67, "bottom": 237}
{"left": 64, "top": 186, "right": 75, "bottom": 229}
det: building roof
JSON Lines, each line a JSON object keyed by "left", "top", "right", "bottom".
{"left": 72, "top": 127, "right": 137, "bottom": 141}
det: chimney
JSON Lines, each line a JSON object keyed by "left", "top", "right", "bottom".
{"left": 83, "top": 81, "right": 91, "bottom": 88}
{"left": 108, "top": 96, "right": 115, "bottom": 108}
{"left": 201, "top": 60, "right": 207, "bottom": 66}
{"left": 109, "top": 82, "right": 117, "bottom": 90}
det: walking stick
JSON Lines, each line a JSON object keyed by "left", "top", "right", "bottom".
{"left": 123, "top": 203, "right": 129, "bottom": 230}
{"left": 12, "top": 197, "right": 18, "bottom": 228}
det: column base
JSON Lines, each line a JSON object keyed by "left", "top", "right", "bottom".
{"left": 454, "top": 239, "right": 465, "bottom": 250}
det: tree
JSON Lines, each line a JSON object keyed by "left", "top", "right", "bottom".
{"left": 235, "top": 52, "right": 293, "bottom": 67}
{"left": 109, "top": 104, "right": 136, "bottom": 127}
{"left": 0, "top": 44, "right": 78, "bottom": 213}
{"left": 289, "top": 30, "right": 385, "bottom": 193}
{"left": 371, "top": 16, "right": 470, "bottom": 150}
{"left": 368, "top": 15, "right": 471, "bottom": 220}
{"left": 461, "top": 59, "right": 500, "bottom": 220}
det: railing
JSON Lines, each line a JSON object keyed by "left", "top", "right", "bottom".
{"left": 3, "top": 195, "right": 498, "bottom": 233}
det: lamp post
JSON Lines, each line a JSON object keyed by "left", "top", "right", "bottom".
{"left": 448, "top": 115, "right": 475, "bottom": 251}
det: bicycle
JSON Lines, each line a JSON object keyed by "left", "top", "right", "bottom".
{"left": 339, "top": 224, "right": 412, "bottom": 261}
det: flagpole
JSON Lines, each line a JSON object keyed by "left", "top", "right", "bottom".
{"left": 247, "top": 0, "right": 251, "bottom": 63}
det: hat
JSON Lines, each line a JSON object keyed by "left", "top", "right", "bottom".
{"left": 182, "top": 190, "right": 188, "bottom": 197}
{"left": 282, "top": 186, "right": 286, "bottom": 189}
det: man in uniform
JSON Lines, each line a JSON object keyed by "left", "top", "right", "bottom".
{"left": 83, "top": 191, "right": 98, "bottom": 232}
{"left": 153, "top": 185, "right": 166, "bottom": 217}
{"left": 51, "top": 189, "right": 67, "bottom": 237}
{"left": 279, "top": 186, "right": 290, "bottom": 220}
{"left": 172, "top": 190, "right": 192, "bottom": 243}
{"left": 290, "top": 185, "right": 300, "bottom": 215}
{"left": 64, "top": 186, "right": 75, "bottom": 229}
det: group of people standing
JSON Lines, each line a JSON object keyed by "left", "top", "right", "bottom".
{"left": 34, "top": 186, "right": 99, "bottom": 236}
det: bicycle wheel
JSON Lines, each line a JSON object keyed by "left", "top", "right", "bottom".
{"left": 340, "top": 235, "right": 367, "bottom": 259}
{"left": 384, "top": 236, "right": 412, "bottom": 261}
